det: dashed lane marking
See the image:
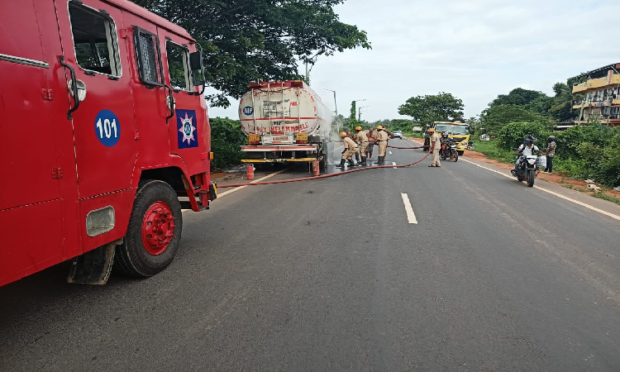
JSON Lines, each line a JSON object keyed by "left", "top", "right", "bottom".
{"left": 401, "top": 193, "right": 418, "bottom": 224}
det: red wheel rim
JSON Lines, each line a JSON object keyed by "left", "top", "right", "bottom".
{"left": 141, "top": 201, "right": 176, "bottom": 256}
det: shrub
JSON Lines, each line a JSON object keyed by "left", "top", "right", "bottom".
{"left": 496, "top": 121, "right": 552, "bottom": 151}
{"left": 210, "top": 117, "right": 245, "bottom": 171}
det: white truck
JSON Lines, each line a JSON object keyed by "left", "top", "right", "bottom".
{"left": 238, "top": 80, "right": 333, "bottom": 172}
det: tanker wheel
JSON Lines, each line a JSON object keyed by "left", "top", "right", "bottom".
{"left": 114, "top": 180, "right": 183, "bottom": 278}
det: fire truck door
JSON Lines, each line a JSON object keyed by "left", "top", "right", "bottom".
{"left": 159, "top": 30, "right": 206, "bottom": 169}
{"left": 54, "top": 1, "right": 135, "bottom": 198}
{"left": 0, "top": 0, "right": 65, "bottom": 285}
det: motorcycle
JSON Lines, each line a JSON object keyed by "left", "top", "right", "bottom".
{"left": 467, "top": 141, "right": 475, "bottom": 151}
{"left": 511, "top": 152, "right": 539, "bottom": 187}
{"left": 440, "top": 140, "right": 459, "bottom": 162}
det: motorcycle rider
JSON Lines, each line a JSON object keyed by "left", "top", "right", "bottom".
{"left": 512, "top": 136, "right": 539, "bottom": 175}
{"left": 440, "top": 132, "right": 449, "bottom": 158}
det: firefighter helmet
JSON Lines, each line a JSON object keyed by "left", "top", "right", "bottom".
{"left": 340, "top": 131, "right": 347, "bottom": 138}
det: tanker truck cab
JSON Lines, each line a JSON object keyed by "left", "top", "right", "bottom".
{"left": 432, "top": 121, "right": 471, "bottom": 156}
{"left": 0, "top": 0, "right": 215, "bottom": 287}
{"left": 239, "top": 80, "right": 331, "bottom": 173}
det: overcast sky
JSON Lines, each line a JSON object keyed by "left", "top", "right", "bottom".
{"left": 208, "top": 0, "right": 620, "bottom": 122}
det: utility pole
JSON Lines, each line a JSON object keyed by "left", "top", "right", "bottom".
{"left": 326, "top": 89, "right": 339, "bottom": 133}
{"left": 358, "top": 106, "right": 368, "bottom": 122}
{"left": 304, "top": 49, "right": 325, "bottom": 86}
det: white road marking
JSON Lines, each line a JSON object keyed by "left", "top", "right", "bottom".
{"left": 183, "top": 168, "right": 290, "bottom": 213}
{"left": 392, "top": 161, "right": 397, "bottom": 169}
{"left": 460, "top": 157, "right": 620, "bottom": 222}
{"left": 401, "top": 193, "right": 418, "bottom": 224}
{"left": 218, "top": 168, "right": 289, "bottom": 198}
{"left": 389, "top": 151, "right": 393, "bottom": 155}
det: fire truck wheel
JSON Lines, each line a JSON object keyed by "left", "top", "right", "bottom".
{"left": 114, "top": 180, "right": 183, "bottom": 278}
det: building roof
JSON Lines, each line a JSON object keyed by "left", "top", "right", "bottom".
{"left": 103, "top": 0, "right": 194, "bottom": 41}
{"left": 571, "top": 63, "right": 620, "bottom": 80}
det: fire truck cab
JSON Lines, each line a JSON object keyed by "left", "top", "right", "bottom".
{"left": 0, "top": 0, "right": 215, "bottom": 286}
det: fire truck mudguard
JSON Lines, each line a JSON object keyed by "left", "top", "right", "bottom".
{"left": 67, "top": 242, "right": 118, "bottom": 285}
{"left": 114, "top": 181, "right": 183, "bottom": 278}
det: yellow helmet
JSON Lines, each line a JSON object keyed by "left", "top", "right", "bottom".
{"left": 376, "top": 126, "right": 383, "bottom": 130}
{"left": 340, "top": 131, "right": 347, "bottom": 138}
{"left": 355, "top": 126, "right": 362, "bottom": 131}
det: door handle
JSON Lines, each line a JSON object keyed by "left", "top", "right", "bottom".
{"left": 58, "top": 56, "right": 81, "bottom": 120}
{"left": 165, "top": 84, "right": 175, "bottom": 121}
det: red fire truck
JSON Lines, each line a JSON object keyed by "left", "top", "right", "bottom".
{"left": 0, "top": 0, "right": 216, "bottom": 286}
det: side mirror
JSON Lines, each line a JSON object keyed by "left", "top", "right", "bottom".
{"left": 189, "top": 47, "right": 207, "bottom": 97}
{"left": 189, "top": 51, "right": 205, "bottom": 87}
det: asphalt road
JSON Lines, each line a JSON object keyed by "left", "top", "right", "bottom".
{"left": 2, "top": 139, "right": 620, "bottom": 371}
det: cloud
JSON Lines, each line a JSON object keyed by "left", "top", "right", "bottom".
{"left": 209, "top": 0, "right": 620, "bottom": 122}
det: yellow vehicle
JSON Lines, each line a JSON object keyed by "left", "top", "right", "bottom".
{"left": 432, "top": 121, "right": 471, "bottom": 156}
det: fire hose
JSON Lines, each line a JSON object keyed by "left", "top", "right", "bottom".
{"left": 217, "top": 145, "right": 430, "bottom": 189}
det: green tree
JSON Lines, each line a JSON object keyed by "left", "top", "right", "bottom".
{"left": 131, "top": 0, "right": 371, "bottom": 108}
{"left": 480, "top": 104, "right": 549, "bottom": 134}
{"left": 398, "top": 92, "right": 464, "bottom": 127}
{"left": 548, "top": 82, "right": 575, "bottom": 122}
{"left": 348, "top": 101, "right": 359, "bottom": 130}
{"left": 489, "top": 88, "right": 551, "bottom": 110}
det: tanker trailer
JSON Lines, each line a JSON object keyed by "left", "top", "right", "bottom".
{"left": 238, "top": 80, "right": 333, "bottom": 172}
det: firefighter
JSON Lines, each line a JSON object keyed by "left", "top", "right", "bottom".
{"left": 336, "top": 131, "right": 359, "bottom": 168}
{"left": 375, "top": 126, "right": 390, "bottom": 165}
{"left": 344, "top": 129, "right": 361, "bottom": 164}
{"left": 428, "top": 128, "right": 441, "bottom": 167}
{"left": 355, "top": 126, "right": 369, "bottom": 166}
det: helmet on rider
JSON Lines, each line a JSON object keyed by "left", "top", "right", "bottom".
{"left": 355, "top": 126, "right": 362, "bottom": 131}
{"left": 524, "top": 135, "right": 534, "bottom": 145}
{"left": 441, "top": 132, "right": 448, "bottom": 138}
{"left": 340, "top": 131, "right": 347, "bottom": 138}
{"left": 547, "top": 135, "right": 556, "bottom": 143}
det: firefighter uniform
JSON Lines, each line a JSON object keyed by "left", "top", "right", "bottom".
{"left": 356, "top": 129, "right": 369, "bottom": 166}
{"left": 430, "top": 131, "right": 441, "bottom": 167}
{"left": 337, "top": 135, "right": 359, "bottom": 168}
{"left": 347, "top": 132, "right": 361, "bottom": 163}
{"left": 376, "top": 129, "right": 389, "bottom": 164}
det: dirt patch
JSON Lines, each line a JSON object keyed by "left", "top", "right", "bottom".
{"left": 406, "top": 137, "right": 620, "bottom": 202}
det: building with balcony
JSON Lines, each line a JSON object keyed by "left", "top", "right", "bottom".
{"left": 572, "top": 63, "right": 620, "bottom": 125}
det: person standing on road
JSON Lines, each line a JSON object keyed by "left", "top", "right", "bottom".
{"left": 366, "top": 128, "right": 377, "bottom": 160}
{"left": 355, "top": 126, "right": 369, "bottom": 166}
{"left": 423, "top": 128, "right": 431, "bottom": 152}
{"left": 376, "top": 126, "right": 390, "bottom": 165}
{"left": 544, "top": 136, "right": 556, "bottom": 174}
{"left": 336, "top": 131, "right": 359, "bottom": 168}
{"left": 429, "top": 128, "right": 441, "bottom": 167}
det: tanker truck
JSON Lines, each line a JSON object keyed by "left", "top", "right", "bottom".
{"left": 238, "top": 80, "right": 333, "bottom": 172}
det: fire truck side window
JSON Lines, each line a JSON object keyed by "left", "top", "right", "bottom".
{"left": 68, "top": 3, "right": 121, "bottom": 76}
{"left": 166, "top": 42, "right": 190, "bottom": 91}
{"left": 133, "top": 28, "right": 164, "bottom": 86}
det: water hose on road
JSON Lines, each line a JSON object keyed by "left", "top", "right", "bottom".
{"left": 217, "top": 146, "right": 430, "bottom": 189}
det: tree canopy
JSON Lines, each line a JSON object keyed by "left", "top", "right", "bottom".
{"left": 131, "top": 0, "right": 371, "bottom": 107}
{"left": 398, "top": 93, "right": 464, "bottom": 127}
{"left": 489, "top": 88, "right": 550, "bottom": 109}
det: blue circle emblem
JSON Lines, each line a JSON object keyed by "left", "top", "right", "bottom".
{"left": 243, "top": 106, "right": 254, "bottom": 116}
{"left": 94, "top": 109, "right": 121, "bottom": 147}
